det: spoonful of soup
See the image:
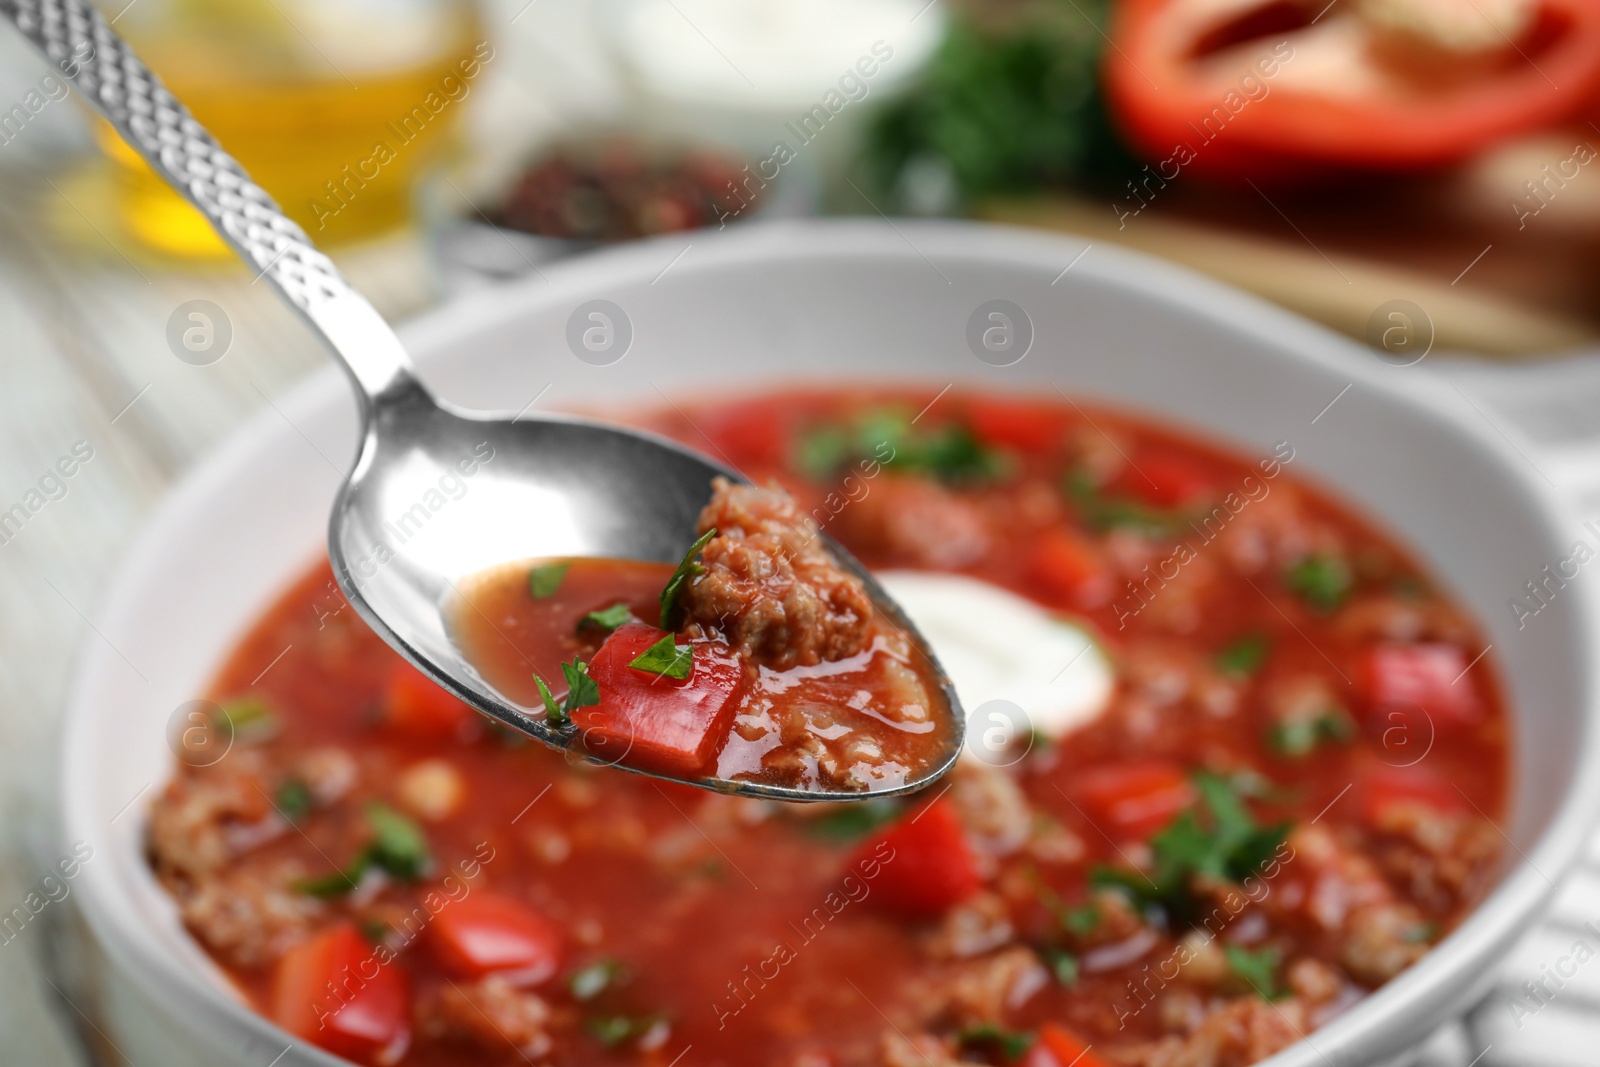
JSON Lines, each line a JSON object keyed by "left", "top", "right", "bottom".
{"left": 6, "top": 0, "right": 962, "bottom": 800}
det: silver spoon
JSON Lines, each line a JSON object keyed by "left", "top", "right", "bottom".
{"left": 6, "top": 0, "right": 964, "bottom": 801}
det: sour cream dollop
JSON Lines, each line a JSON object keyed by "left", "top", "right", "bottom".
{"left": 874, "top": 571, "right": 1115, "bottom": 746}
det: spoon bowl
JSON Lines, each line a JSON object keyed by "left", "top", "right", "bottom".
{"left": 5, "top": 0, "right": 963, "bottom": 800}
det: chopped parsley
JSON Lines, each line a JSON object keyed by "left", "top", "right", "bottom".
{"left": 1225, "top": 944, "right": 1284, "bottom": 1000}
{"left": 1062, "top": 902, "right": 1101, "bottom": 935}
{"left": 529, "top": 560, "right": 570, "bottom": 598}
{"left": 275, "top": 777, "right": 313, "bottom": 824}
{"left": 659, "top": 529, "right": 716, "bottom": 629}
{"left": 1286, "top": 554, "right": 1352, "bottom": 612}
{"left": 1268, "top": 709, "right": 1355, "bottom": 758}
{"left": 536, "top": 659, "right": 600, "bottom": 726}
{"left": 628, "top": 634, "right": 694, "bottom": 681}
{"left": 295, "top": 802, "right": 433, "bottom": 897}
{"left": 584, "top": 1013, "right": 666, "bottom": 1047}
{"left": 1215, "top": 634, "right": 1269, "bottom": 678}
{"left": 958, "top": 1025, "right": 1036, "bottom": 1062}
{"left": 582, "top": 602, "right": 634, "bottom": 633}
{"left": 216, "top": 697, "right": 278, "bottom": 742}
{"left": 1043, "top": 947, "right": 1080, "bottom": 987}
{"left": 802, "top": 798, "right": 904, "bottom": 843}
{"left": 1091, "top": 771, "right": 1288, "bottom": 922}
{"left": 795, "top": 407, "right": 1007, "bottom": 486}
{"left": 568, "top": 959, "right": 626, "bottom": 1001}
{"left": 1063, "top": 470, "right": 1185, "bottom": 536}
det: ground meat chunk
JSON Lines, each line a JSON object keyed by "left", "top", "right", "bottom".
{"left": 949, "top": 762, "right": 1031, "bottom": 857}
{"left": 916, "top": 946, "right": 1047, "bottom": 1026}
{"left": 832, "top": 475, "right": 992, "bottom": 569}
{"left": 174, "top": 859, "right": 323, "bottom": 967}
{"left": 419, "top": 976, "right": 556, "bottom": 1057}
{"left": 1339, "top": 902, "right": 1431, "bottom": 983}
{"left": 925, "top": 891, "right": 1014, "bottom": 959}
{"left": 1114, "top": 995, "right": 1309, "bottom": 1067}
{"left": 880, "top": 1031, "right": 965, "bottom": 1067}
{"left": 147, "top": 757, "right": 274, "bottom": 879}
{"left": 1369, "top": 802, "right": 1502, "bottom": 913}
{"left": 681, "top": 478, "right": 874, "bottom": 669}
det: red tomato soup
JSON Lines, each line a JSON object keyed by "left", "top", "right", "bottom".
{"left": 148, "top": 388, "right": 1509, "bottom": 1067}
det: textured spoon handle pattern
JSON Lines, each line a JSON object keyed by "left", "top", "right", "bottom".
{"left": 1, "top": 0, "right": 416, "bottom": 398}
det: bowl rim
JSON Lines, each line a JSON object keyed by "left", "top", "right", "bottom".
{"left": 61, "top": 217, "right": 1600, "bottom": 1067}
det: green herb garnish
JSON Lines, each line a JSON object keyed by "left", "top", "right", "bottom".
{"left": 1063, "top": 470, "right": 1186, "bottom": 536}
{"left": 1216, "top": 634, "right": 1269, "bottom": 678}
{"left": 1286, "top": 554, "right": 1352, "bottom": 612}
{"left": 859, "top": 6, "right": 1132, "bottom": 213}
{"left": 958, "top": 1025, "right": 1036, "bottom": 1062}
{"left": 794, "top": 407, "right": 1007, "bottom": 487}
{"left": 366, "top": 801, "right": 432, "bottom": 879}
{"left": 582, "top": 602, "right": 633, "bottom": 633}
{"left": 537, "top": 659, "right": 599, "bottom": 727}
{"left": 1043, "top": 947, "right": 1080, "bottom": 987}
{"left": 1225, "top": 944, "right": 1284, "bottom": 1000}
{"left": 569, "top": 959, "right": 625, "bottom": 1001}
{"left": 1062, "top": 902, "right": 1100, "bottom": 936}
{"left": 1091, "top": 771, "right": 1288, "bottom": 921}
{"left": 802, "top": 799, "right": 905, "bottom": 843}
{"left": 584, "top": 1014, "right": 666, "bottom": 1048}
{"left": 294, "top": 802, "right": 433, "bottom": 898}
{"left": 276, "top": 777, "right": 313, "bottom": 824}
{"left": 659, "top": 529, "right": 716, "bottom": 629}
{"left": 216, "top": 697, "right": 278, "bottom": 742}
{"left": 627, "top": 634, "right": 694, "bottom": 681}
{"left": 529, "top": 560, "right": 570, "bottom": 598}
{"left": 1268, "top": 709, "right": 1355, "bottom": 758}
{"left": 535, "top": 674, "right": 566, "bottom": 726}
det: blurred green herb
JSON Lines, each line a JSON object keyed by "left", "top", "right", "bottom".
{"left": 1043, "top": 947, "right": 1080, "bottom": 986}
{"left": 795, "top": 407, "right": 1006, "bottom": 486}
{"left": 1216, "top": 634, "right": 1269, "bottom": 678}
{"left": 958, "top": 1025, "right": 1036, "bottom": 1062}
{"left": 295, "top": 802, "right": 433, "bottom": 897}
{"left": 802, "top": 798, "right": 905, "bottom": 843}
{"left": 583, "top": 602, "right": 634, "bottom": 633}
{"left": 1286, "top": 554, "right": 1353, "bottom": 612}
{"left": 584, "top": 1013, "right": 666, "bottom": 1047}
{"left": 1268, "top": 709, "right": 1355, "bottom": 758}
{"left": 1225, "top": 944, "right": 1284, "bottom": 1000}
{"left": 860, "top": 6, "right": 1133, "bottom": 213}
{"left": 1091, "top": 771, "right": 1288, "bottom": 921}
{"left": 569, "top": 959, "right": 626, "bottom": 1001}
{"left": 529, "top": 560, "right": 570, "bottom": 598}
{"left": 275, "top": 777, "right": 313, "bottom": 824}
{"left": 1063, "top": 470, "right": 1186, "bottom": 536}
{"left": 216, "top": 697, "right": 278, "bottom": 742}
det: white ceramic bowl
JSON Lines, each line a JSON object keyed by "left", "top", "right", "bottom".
{"left": 62, "top": 219, "right": 1600, "bottom": 1067}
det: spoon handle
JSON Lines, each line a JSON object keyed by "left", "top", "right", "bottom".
{"left": 0, "top": 0, "right": 419, "bottom": 406}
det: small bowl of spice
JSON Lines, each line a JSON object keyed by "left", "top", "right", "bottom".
{"left": 433, "top": 135, "right": 804, "bottom": 290}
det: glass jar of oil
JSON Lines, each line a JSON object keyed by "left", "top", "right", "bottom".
{"left": 96, "top": 0, "right": 484, "bottom": 257}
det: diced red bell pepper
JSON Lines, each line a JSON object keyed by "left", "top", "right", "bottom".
{"left": 851, "top": 798, "right": 981, "bottom": 919}
{"left": 1359, "top": 766, "right": 1466, "bottom": 828}
{"left": 384, "top": 661, "right": 478, "bottom": 742}
{"left": 1024, "top": 1023, "right": 1113, "bottom": 1067}
{"left": 1075, "top": 761, "right": 1196, "bottom": 838}
{"left": 272, "top": 923, "right": 410, "bottom": 1065}
{"left": 579, "top": 623, "right": 744, "bottom": 776}
{"left": 964, "top": 396, "right": 1068, "bottom": 454}
{"left": 1026, "top": 528, "right": 1112, "bottom": 610}
{"left": 1112, "top": 453, "right": 1214, "bottom": 509}
{"left": 1360, "top": 644, "right": 1480, "bottom": 726}
{"left": 430, "top": 892, "right": 563, "bottom": 985}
